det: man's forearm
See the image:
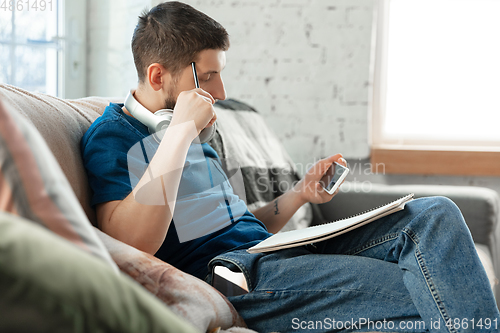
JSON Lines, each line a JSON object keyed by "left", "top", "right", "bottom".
{"left": 252, "top": 189, "right": 307, "bottom": 234}
{"left": 99, "top": 121, "right": 198, "bottom": 254}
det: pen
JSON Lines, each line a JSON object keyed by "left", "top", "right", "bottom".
{"left": 191, "top": 62, "right": 200, "bottom": 89}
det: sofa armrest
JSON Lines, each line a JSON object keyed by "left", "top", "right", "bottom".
{"left": 318, "top": 182, "right": 499, "bottom": 244}
{"left": 317, "top": 181, "right": 500, "bottom": 303}
{"left": 93, "top": 228, "right": 252, "bottom": 333}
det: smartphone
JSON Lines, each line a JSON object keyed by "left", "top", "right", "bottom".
{"left": 319, "top": 162, "right": 349, "bottom": 195}
{"left": 211, "top": 265, "right": 249, "bottom": 297}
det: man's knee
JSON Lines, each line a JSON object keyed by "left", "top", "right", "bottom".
{"left": 412, "top": 196, "right": 461, "bottom": 216}
{"left": 429, "top": 196, "right": 462, "bottom": 217}
{"left": 411, "top": 196, "right": 469, "bottom": 233}
{"left": 426, "top": 195, "right": 460, "bottom": 211}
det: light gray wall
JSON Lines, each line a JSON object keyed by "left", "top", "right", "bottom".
{"left": 87, "top": 0, "right": 500, "bottom": 195}
{"left": 88, "top": 0, "right": 375, "bottom": 168}
{"left": 87, "top": 0, "right": 146, "bottom": 98}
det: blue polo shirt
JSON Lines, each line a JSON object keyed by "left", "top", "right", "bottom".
{"left": 81, "top": 103, "right": 271, "bottom": 279}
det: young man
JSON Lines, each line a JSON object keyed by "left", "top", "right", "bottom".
{"left": 82, "top": 2, "right": 500, "bottom": 332}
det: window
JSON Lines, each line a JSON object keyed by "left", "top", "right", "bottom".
{"left": 0, "top": 0, "right": 86, "bottom": 98}
{"left": 371, "top": 0, "right": 500, "bottom": 175}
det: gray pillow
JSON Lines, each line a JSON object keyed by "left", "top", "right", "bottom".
{"left": 212, "top": 99, "right": 319, "bottom": 231}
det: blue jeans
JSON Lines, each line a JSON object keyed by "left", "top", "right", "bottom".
{"left": 208, "top": 197, "right": 500, "bottom": 332}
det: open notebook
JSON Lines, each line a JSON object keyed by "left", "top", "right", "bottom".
{"left": 247, "top": 193, "right": 414, "bottom": 254}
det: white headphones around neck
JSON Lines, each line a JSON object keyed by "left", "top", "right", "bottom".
{"left": 124, "top": 90, "right": 217, "bottom": 144}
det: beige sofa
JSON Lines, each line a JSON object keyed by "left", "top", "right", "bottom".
{"left": 0, "top": 82, "right": 498, "bottom": 332}
{"left": 0, "top": 84, "right": 255, "bottom": 333}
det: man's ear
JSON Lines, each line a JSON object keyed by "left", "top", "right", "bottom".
{"left": 146, "top": 63, "right": 171, "bottom": 91}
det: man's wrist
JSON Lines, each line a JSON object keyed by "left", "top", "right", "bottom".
{"left": 167, "top": 119, "right": 200, "bottom": 142}
{"left": 292, "top": 180, "right": 309, "bottom": 206}
{"left": 143, "top": 120, "right": 198, "bottom": 182}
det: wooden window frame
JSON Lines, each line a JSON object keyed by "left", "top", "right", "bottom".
{"left": 370, "top": 0, "right": 500, "bottom": 176}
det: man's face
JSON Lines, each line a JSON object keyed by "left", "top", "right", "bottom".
{"left": 163, "top": 49, "right": 227, "bottom": 109}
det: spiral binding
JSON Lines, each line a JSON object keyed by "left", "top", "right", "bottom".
{"left": 323, "top": 193, "right": 415, "bottom": 226}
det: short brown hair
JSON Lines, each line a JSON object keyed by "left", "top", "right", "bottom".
{"left": 132, "top": 1, "right": 230, "bottom": 83}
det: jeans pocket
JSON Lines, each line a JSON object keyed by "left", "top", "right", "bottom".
{"left": 208, "top": 250, "right": 262, "bottom": 292}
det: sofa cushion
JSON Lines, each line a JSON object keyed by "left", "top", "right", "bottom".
{"left": 0, "top": 211, "right": 198, "bottom": 333}
{"left": 0, "top": 97, "right": 117, "bottom": 268}
{"left": 0, "top": 83, "right": 117, "bottom": 224}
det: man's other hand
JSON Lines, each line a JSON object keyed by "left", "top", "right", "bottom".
{"left": 293, "top": 154, "right": 347, "bottom": 205}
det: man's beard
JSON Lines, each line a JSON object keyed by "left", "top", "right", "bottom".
{"left": 163, "top": 81, "right": 177, "bottom": 110}
{"left": 164, "top": 96, "right": 176, "bottom": 110}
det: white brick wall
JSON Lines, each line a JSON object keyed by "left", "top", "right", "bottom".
{"left": 88, "top": 0, "right": 375, "bottom": 170}
{"left": 87, "top": 0, "right": 146, "bottom": 97}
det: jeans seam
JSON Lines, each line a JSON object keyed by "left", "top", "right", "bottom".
{"left": 344, "top": 233, "right": 399, "bottom": 256}
{"left": 403, "top": 228, "right": 457, "bottom": 333}
{"left": 250, "top": 288, "right": 414, "bottom": 302}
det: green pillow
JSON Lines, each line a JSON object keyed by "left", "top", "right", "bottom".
{"left": 0, "top": 211, "right": 198, "bottom": 333}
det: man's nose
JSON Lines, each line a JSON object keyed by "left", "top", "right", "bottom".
{"left": 211, "top": 77, "right": 226, "bottom": 101}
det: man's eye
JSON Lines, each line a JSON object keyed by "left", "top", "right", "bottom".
{"left": 202, "top": 74, "right": 211, "bottom": 82}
